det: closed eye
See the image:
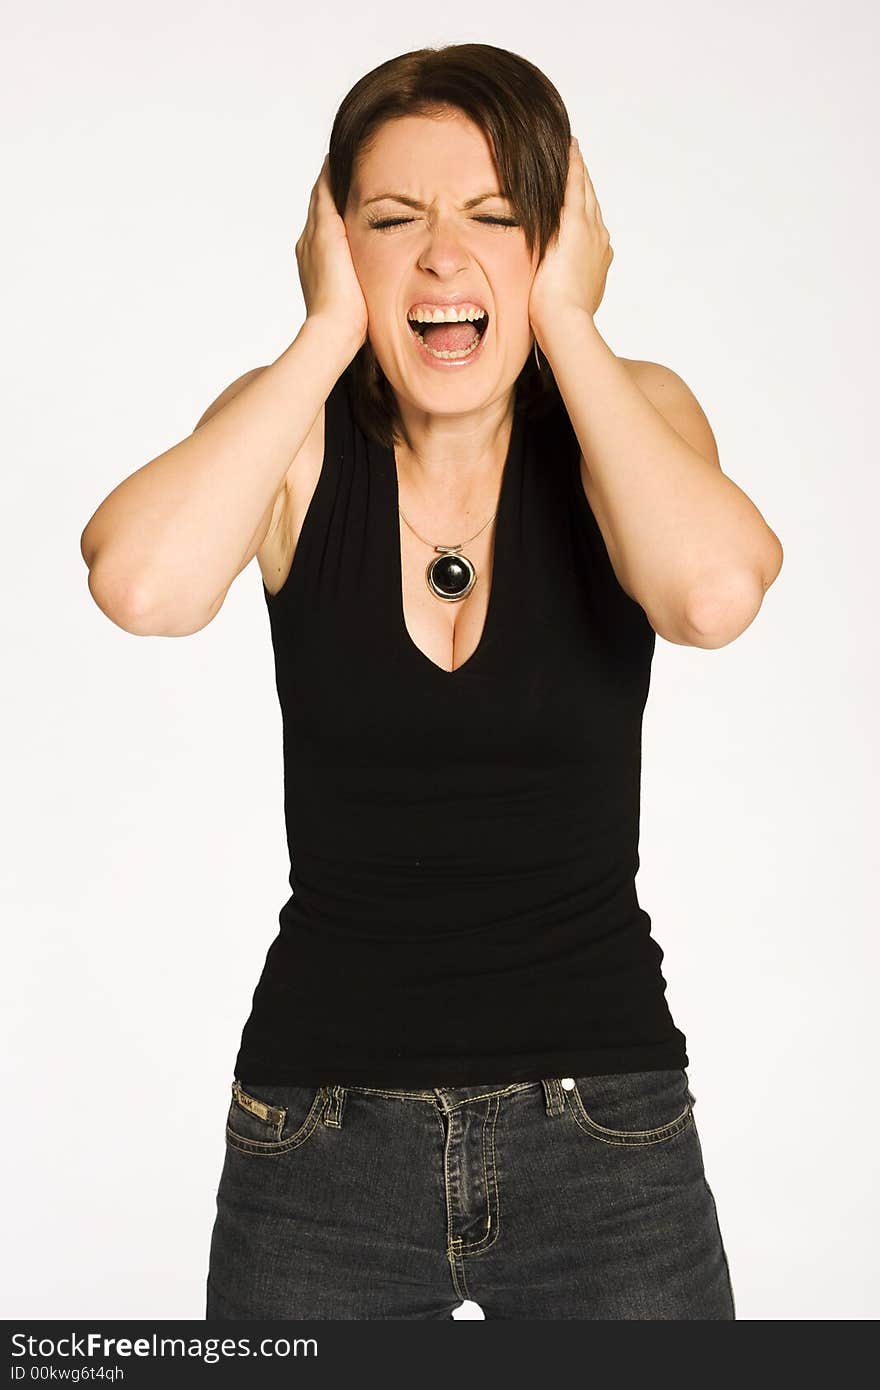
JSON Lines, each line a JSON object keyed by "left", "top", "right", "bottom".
{"left": 367, "top": 215, "right": 520, "bottom": 231}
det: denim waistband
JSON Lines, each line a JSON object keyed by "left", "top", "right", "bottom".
{"left": 326, "top": 1078, "right": 569, "bottom": 1117}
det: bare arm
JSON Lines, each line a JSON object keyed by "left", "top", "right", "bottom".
{"left": 80, "top": 316, "right": 359, "bottom": 636}
{"left": 81, "top": 152, "right": 369, "bottom": 637}
{"left": 544, "top": 314, "right": 783, "bottom": 648}
{"left": 530, "top": 139, "right": 783, "bottom": 649}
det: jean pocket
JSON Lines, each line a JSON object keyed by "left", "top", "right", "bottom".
{"left": 567, "top": 1068, "right": 695, "bottom": 1147}
{"left": 225, "top": 1077, "right": 328, "bottom": 1156}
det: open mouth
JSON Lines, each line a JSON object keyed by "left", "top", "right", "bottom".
{"left": 406, "top": 307, "right": 490, "bottom": 360}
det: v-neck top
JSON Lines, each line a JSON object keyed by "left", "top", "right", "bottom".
{"left": 233, "top": 363, "right": 688, "bottom": 1087}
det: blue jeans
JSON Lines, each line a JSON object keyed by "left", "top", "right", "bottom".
{"left": 206, "top": 1068, "right": 735, "bottom": 1320}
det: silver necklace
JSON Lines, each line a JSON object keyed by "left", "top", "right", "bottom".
{"left": 397, "top": 502, "right": 498, "bottom": 602}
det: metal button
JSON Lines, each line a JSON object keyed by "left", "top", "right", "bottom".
{"left": 561, "top": 1077, "right": 575, "bottom": 1090}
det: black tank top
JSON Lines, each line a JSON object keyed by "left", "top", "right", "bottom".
{"left": 234, "top": 364, "right": 688, "bottom": 1087}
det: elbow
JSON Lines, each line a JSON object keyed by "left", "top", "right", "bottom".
{"left": 86, "top": 562, "right": 162, "bottom": 635}
{"left": 682, "top": 565, "right": 773, "bottom": 649}
{"left": 86, "top": 561, "right": 225, "bottom": 636}
{"left": 651, "top": 529, "right": 783, "bottom": 649}
{"left": 80, "top": 517, "right": 107, "bottom": 572}
{"left": 80, "top": 526, "right": 95, "bottom": 570}
{"left": 766, "top": 530, "right": 784, "bottom": 587}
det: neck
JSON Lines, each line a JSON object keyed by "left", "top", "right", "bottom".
{"left": 393, "top": 396, "right": 515, "bottom": 503}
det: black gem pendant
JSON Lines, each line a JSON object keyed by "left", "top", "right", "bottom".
{"left": 426, "top": 549, "right": 476, "bottom": 602}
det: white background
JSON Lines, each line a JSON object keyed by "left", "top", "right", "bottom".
{"left": 3, "top": 0, "right": 876, "bottom": 1321}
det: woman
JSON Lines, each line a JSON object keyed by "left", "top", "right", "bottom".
{"left": 80, "top": 44, "right": 782, "bottom": 1319}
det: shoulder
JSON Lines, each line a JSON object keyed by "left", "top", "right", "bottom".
{"left": 616, "top": 357, "right": 720, "bottom": 468}
{"left": 192, "top": 365, "right": 268, "bottom": 431}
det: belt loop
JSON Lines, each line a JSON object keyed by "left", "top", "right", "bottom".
{"left": 322, "top": 1084, "right": 346, "bottom": 1127}
{"left": 542, "top": 1078, "right": 565, "bottom": 1116}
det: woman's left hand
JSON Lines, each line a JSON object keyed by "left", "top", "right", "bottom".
{"left": 528, "top": 137, "right": 614, "bottom": 342}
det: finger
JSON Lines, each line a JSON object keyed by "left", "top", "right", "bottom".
{"left": 306, "top": 155, "right": 330, "bottom": 230}
{"left": 566, "top": 135, "right": 586, "bottom": 205}
{"left": 572, "top": 137, "right": 600, "bottom": 215}
{"left": 303, "top": 163, "right": 321, "bottom": 227}
{"left": 320, "top": 156, "right": 341, "bottom": 220}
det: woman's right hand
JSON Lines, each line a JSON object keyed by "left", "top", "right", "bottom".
{"left": 295, "top": 155, "right": 369, "bottom": 355}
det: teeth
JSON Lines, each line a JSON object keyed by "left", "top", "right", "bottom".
{"left": 407, "top": 306, "right": 487, "bottom": 324}
{"left": 411, "top": 331, "right": 484, "bottom": 360}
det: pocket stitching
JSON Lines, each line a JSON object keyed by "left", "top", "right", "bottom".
{"left": 569, "top": 1079, "right": 694, "bottom": 1147}
{"left": 225, "top": 1085, "right": 328, "bottom": 1155}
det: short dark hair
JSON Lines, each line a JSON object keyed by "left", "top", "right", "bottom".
{"left": 327, "top": 43, "right": 571, "bottom": 449}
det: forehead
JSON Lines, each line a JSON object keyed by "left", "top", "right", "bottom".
{"left": 352, "top": 113, "right": 500, "bottom": 203}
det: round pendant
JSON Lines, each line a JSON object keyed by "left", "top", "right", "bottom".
{"left": 425, "top": 548, "right": 476, "bottom": 602}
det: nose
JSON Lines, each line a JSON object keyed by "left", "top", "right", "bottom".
{"left": 416, "top": 217, "right": 471, "bottom": 278}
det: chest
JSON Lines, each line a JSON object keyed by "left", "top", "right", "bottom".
{"left": 261, "top": 393, "right": 654, "bottom": 772}
{"left": 397, "top": 514, "right": 499, "bottom": 674}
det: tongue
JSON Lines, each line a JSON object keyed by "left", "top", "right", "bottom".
{"left": 420, "top": 320, "right": 479, "bottom": 351}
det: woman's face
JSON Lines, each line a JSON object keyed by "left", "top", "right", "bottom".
{"left": 344, "top": 111, "right": 539, "bottom": 413}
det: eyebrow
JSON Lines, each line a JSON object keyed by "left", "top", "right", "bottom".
{"left": 361, "top": 190, "right": 509, "bottom": 210}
